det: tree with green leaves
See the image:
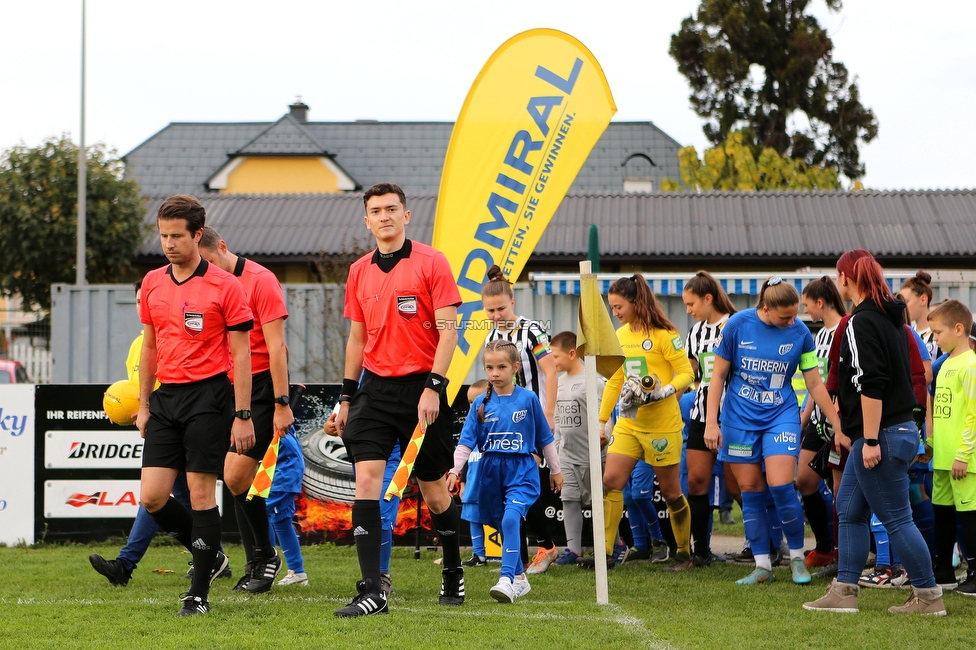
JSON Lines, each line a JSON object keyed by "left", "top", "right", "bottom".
{"left": 670, "top": 0, "right": 878, "bottom": 180}
{"left": 661, "top": 129, "right": 846, "bottom": 192}
{"left": 0, "top": 136, "right": 145, "bottom": 311}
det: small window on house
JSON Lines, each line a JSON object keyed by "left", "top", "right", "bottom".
{"left": 623, "top": 178, "right": 654, "bottom": 193}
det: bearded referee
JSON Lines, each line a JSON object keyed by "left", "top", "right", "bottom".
{"left": 334, "top": 183, "right": 464, "bottom": 617}
{"left": 199, "top": 227, "right": 294, "bottom": 593}
{"left": 136, "top": 195, "right": 254, "bottom": 616}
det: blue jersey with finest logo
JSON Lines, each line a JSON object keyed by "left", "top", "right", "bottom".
{"left": 459, "top": 385, "right": 554, "bottom": 457}
{"left": 714, "top": 309, "right": 817, "bottom": 430}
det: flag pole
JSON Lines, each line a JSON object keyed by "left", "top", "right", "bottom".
{"left": 579, "top": 260, "right": 609, "bottom": 604}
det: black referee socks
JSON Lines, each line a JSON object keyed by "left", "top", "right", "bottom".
{"left": 430, "top": 500, "right": 462, "bottom": 570}
{"left": 149, "top": 496, "right": 193, "bottom": 551}
{"left": 352, "top": 500, "right": 383, "bottom": 590}
{"left": 235, "top": 492, "right": 273, "bottom": 561}
{"left": 189, "top": 507, "right": 222, "bottom": 597}
{"left": 688, "top": 493, "right": 711, "bottom": 558}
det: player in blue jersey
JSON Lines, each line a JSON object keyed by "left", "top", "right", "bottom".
{"left": 705, "top": 277, "right": 843, "bottom": 585}
{"left": 448, "top": 340, "right": 563, "bottom": 603}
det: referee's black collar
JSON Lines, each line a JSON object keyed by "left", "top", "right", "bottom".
{"left": 167, "top": 258, "right": 209, "bottom": 286}
{"left": 233, "top": 256, "right": 247, "bottom": 277}
{"left": 371, "top": 239, "right": 412, "bottom": 268}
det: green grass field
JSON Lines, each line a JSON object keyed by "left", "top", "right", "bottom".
{"left": 1, "top": 537, "right": 973, "bottom": 650}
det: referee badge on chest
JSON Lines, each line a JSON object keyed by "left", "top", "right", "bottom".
{"left": 184, "top": 311, "right": 204, "bottom": 336}
{"left": 396, "top": 294, "right": 418, "bottom": 320}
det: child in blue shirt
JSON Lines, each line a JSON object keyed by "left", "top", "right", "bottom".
{"left": 448, "top": 339, "right": 563, "bottom": 603}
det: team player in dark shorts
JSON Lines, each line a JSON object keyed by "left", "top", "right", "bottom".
{"left": 199, "top": 227, "right": 294, "bottom": 593}
{"left": 334, "top": 183, "right": 464, "bottom": 617}
{"left": 136, "top": 195, "right": 255, "bottom": 616}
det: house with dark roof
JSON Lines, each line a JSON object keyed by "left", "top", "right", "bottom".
{"left": 127, "top": 101, "right": 976, "bottom": 280}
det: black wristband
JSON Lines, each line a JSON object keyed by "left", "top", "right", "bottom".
{"left": 425, "top": 372, "right": 448, "bottom": 393}
{"left": 341, "top": 377, "right": 360, "bottom": 398}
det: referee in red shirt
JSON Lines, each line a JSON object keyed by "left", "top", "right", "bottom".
{"left": 200, "top": 226, "right": 294, "bottom": 594}
{"left": 136, "top": 195, "right": 255, "bottom": 616}
{"left": 334, "top": 183, "right": 463, "bottom": 617}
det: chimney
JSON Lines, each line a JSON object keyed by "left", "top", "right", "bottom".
{"left": 289, "top": 97, "right": 309, "bottom": 123}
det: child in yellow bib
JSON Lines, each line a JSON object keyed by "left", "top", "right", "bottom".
{"left": 926, "top": 300, "right": 976, "bottom": 593}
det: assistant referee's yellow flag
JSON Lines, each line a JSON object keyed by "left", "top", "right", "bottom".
{"left": 384, "top": 28, "right": 616, "bottom": 501}
{"left": 576, "top": 272, "right": 624, "bottom": 379}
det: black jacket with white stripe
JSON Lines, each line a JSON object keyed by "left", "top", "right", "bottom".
{"left": 836, "top": 298, "right": 917, "bottom": 441}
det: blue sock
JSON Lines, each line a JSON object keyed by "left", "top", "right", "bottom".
{"left": 271, "top": 515, "right": 304, "bottom": 574}
{"left": 379, "top": 527, "right": 393, "bottom": 575}
{"left": 635, "top": 498, "right": 664, "bottom": 541}
{"left": 741, "top": 491, "right": 771, "bottom": 557}
{"left": 627, "top": 499, "right": 649, "bottom": 550}
{"left": 470, "top": 522, "right": 486, "bottom": 559}
{"left": 765, "top": 491, "right": 783, "bottom": 551}
{"left": 871, "top": 514, "right": 891, "bottom": 567}
{"left": 501, "top": 509, "right": 523, "bottom": 581}
{"left": 819, "top": 478, "right": 835, "bottom": 541}
{"left": 769, "top": 483, "right": 805, "bottom": 551}
{"left": 911, "top": 497, "right": 936, "bottom": 558}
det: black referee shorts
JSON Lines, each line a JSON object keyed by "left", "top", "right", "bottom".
{"left": 342, "top": 370, "right": 454, "bottom": 482}
{"left": 143, "top": 374, "right": 234, "bottom": 474}
{"left": 229, "top": 369, "right": 275, "bottom": 461}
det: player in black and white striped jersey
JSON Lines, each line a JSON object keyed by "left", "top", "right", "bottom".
{"left": 482, "top": 265, "right": 561, "bottom": 574}
{"left": 900, "top": 271, "right": 942, "bottom": 359}
{"left": 798, "top": 276, "right": 847, "bottom": 569}
{"left": 682, "top": 271, "right": 737, "bottom": 565}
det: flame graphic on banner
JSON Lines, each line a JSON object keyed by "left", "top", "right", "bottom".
{"left": 67, "top": 493, "right": 100, "bottom": 507}
{"left": 295, "top": 495, "right": 432, "bottom": 541}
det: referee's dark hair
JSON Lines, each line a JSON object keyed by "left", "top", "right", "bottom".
{"left": 157, "top": 194, "right": 206, "bottom": 235}
{"left": 363, "top": 183, "right": 406, "bottom": 210}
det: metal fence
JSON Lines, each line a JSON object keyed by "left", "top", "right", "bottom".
{"left": 50, "top": 269, "right": 976, "bottom": 384}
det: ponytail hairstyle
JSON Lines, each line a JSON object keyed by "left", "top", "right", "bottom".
{"left": 756, "top": 276, "right": 800, "bottom": 310}
{"left": 608, "top": 274, "right": 677, "bottom": 334}
{"left": 802, "top": 276, "right": 847, "bottom": 317}
{"left": 477, "top": 340, "right": 521, "bottom": 423}
{"left": 901, "top": 271, "right": 934, "bottom": 307}
{"left": 481, "top": 264, "right": 514, "bottom": 300}
{"left": 684, "top": 270, "right": 737, "bottom": 315}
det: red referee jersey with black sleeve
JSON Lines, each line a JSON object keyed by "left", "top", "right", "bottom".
{"left": 141, "top": 259, "right": 253, "bottom": 384}
{"left": 344, "top": 240, "right": 461, "bottom": 377}
{"left": 229, "top": 257, "right": 289, "bottom": 376}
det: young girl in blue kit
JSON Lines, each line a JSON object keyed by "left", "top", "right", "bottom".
{"left": 447, "top": 340, "right": 563, "bottom": 603}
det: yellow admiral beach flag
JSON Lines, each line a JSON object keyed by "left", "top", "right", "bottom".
{"left": 385, "top": 28, "right": 616, "bottom": 500}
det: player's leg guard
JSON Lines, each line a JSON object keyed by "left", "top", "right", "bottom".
{"left": 668, "top": 494, "right": 692, "bottom": 559}
{"left": 770, "top": 483, "right": 805, "bottom": 553}
{"left": 604, "top": 490, "right": 624, "bottom": 557}
{"left": 741, "top": 490, "right": 772, "bottom": 567}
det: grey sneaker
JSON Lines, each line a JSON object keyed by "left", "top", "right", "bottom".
{"left": 719, "top": 509, "right": 736, "bottom": 526}
{"left": 802, "top": 579, "right": 859, "bottom": 613}
{"left": 888, "top": 586, "right": 946, "bottom": 616}
{"left": 379, "top": 573, "right": 393, "bottom": 596}
{"left": 650, "top": 539, "right": 670, "bottom": 563}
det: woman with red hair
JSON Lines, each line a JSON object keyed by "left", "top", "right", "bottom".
{"left": 804, "top": 250, "right": 945, "bottom": 615}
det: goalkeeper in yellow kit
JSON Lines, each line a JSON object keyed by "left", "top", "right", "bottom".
{"left": 578, "top": 274, "right": 695, "bottom": 571}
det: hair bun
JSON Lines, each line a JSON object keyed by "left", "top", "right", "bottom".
{"left": 486, "top": 265, "right": 507, "bottom": 282}
{"left": 915, "top": 270, "right": 932, "bottom": 285}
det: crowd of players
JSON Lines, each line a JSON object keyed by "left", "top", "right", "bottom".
{"left": 91, "top": 183, "right": 974, "bottom": 619}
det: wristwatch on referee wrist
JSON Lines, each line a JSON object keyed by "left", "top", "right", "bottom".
{"left": 864, "top": 438, "right": 879, "bottom": 447}
{"left": 274, "top": 394, "right": 289, "bottom": 406}
{"left": 234, "top": 409, "right": 252, "bottom": 420}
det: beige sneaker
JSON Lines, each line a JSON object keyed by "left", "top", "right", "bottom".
{"left": 888, "top": 586, "right": 946, "bottom": 616}
{"left": 802, "top": 579, "right": 860, "bottom": 613}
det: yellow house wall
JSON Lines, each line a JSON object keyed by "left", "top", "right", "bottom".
{"left": 222, "top": 157, "right": 339, "bottom": 194}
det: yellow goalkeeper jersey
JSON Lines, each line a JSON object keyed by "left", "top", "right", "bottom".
{"left": 599, "top": 324, "right": 694, "bottom": 434}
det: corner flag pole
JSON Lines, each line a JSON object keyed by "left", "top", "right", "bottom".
{"left": 579, "top": 260, "right": 608, "bottom": 604}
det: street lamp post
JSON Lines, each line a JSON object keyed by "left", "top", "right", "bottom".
{"left": 76, "top": 0, "right": 86, "bottom": 285}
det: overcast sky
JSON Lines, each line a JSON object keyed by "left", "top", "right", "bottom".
{"left": 1, "top": 0, "right": 972, "bottom": 190}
